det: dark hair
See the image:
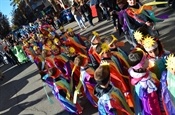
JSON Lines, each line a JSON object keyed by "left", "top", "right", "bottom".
{"left": 94, "top": 65, "right": 110, "bottom": 86}
{"left": 137, "top": 25, "right": 150, "bottom": 37}
{"left": 128, "top": 50, "right": 143, "bottom": 67}
{"left": 74, "top": 55, "right": 84, "bottom": 66}
{"left": 155, "top": 38, "right": 164, "bottom": 55}
{"left": 104, "top": 36, "right": 113, "bottom": 44}
{"left": 96, "top": 43, "right": 102, "bottom": 54}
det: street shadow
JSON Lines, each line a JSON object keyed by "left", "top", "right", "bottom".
{"left": 1, "top": 98, "right": 42, "bottom": 115}
{"left": 0, "top": 62, "right": 35, "bottom": 86}
{"left": 0, "top": 70, "right": 40, "bottom": 113}
{"left": 0, "top": 86, "right": 43, "bottom": 112}
{"left": 81, "top": 20, "right": 113, "bottom": 35}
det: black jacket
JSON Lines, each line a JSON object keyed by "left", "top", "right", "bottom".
{"left": 80, "top": 4, "right": 92, "bottom": 16}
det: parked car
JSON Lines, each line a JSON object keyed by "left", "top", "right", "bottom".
{"left": 86, "top": 0, "right": 98, "bottom": 17}
{"left": 0, "top": 51, "right": 8, "bottom": 65}
{"left": 59, "top": 8, "right": 74, "bottom": 24}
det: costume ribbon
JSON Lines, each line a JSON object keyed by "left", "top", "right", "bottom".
{"left": 111, "top": 91, "right": 134, "bottom": 115}
{"left": 43, "top": 82, "right": 54, "bottom": 104}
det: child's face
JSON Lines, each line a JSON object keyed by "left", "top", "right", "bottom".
{"left": 127, "top": 0, "right": 136, "bottom": 6}
{"left": 35, "top": 48, "right": 41, "bottom": 55}
{"left": 147, "top": 47, "right": 159, "bottom": 58}
{"left": 101, "top": 50, "right": 112, "bottom": 58}
{"left": 169, "top": 67, "right": 175, "bottom": 75}
{"left": 92, "top": 36, "right": 100, "bottom": 44}
{"left": 52, "top": 48, "right": 60, "bottom": 55}
{"left": 118, "top": 3, "right": 125, "bottom": 9}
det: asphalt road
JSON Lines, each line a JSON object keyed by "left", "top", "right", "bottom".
{"left": 0, "top": 5, "right": 175, "bottom": 115}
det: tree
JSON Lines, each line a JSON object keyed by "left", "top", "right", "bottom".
{"left": 47, "top": 0, "right": 60, "bottom": 13}
{"left": 0, "top": 12, "right": 11, "bottom": 39}
{"left": 11, "top": 0, "right": 37, "bottom": 28}
{"left": 10, "top": 0, "right": 35, "bottom": 17}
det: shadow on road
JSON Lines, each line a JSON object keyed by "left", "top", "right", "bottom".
{"left": 0, "top": 67, "right": 40, "bottom": 114}
{"left": 2, "top": 98, "right": 42, "bottom": 115}
{"left": 0, "top": 62, "right": 34, "bottom": 86}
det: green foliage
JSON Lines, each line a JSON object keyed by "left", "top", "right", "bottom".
{"left": 0, "top": 12, "right": 11, "bottom": 39}
{"left": 11, "top": 0, "right": 35, "bottom": 27}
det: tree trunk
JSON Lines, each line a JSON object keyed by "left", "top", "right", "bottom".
{"left": 48, "top": 0, "right": 59, "bottom": 13}
{"left": 19, "top": 7, "right": 27, "bottom": 20}
{"left": 24, "top": 0, "right": 36, "bottom": 17}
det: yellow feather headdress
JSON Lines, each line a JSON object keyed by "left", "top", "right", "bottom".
{"left": 166, "top": 54, "right": 175, "bottom": 71}
{"left": 134, "top": 30, "right": 143, "bottom": 42}
{"left": 40, "top": 34, "right": 43, "bottom": 38}
{"left": 51, "top": 45, "right": 57, "bottom": 50}
{"left": 109, "top": 35, "right": 118, "bottom": 46}
{"left": 54, "top": 38, "right": 59, "bottom": 44}
{"left": 60, "top": 26, "right": 64, "bottom": 30}
{"left": 67, "top": 28, "right": 73, "bottom": 33}
{"left": 99, "top": 43, "right": 110, "bottom": 55}
{"left": 33, "top": 46, "right": 39, "bottom": 51}
{"left": 142, "top": 36, "right": 158, "bottom": 51}
{"left": 100, "top": 60, "right": 110, "bottom": 66}
{"left": 92, "top": 31, "right": 99, "bottom": 36}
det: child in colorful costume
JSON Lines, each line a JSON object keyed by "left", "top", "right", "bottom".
{"left": 128, "top": 50, "right": 161, "bottom": 115}
{"left": 42, "top": 67, "right": 83, "bottom": 114}
{"left": 94, "top": 61, "right": 134, "bottom": 115}
{"left": 12, "top": 42, "right": 28, "bottom": 63}
{"left": 73, "top": 54, "right": 98, "bottom": 107}
{"left": 142, "top": 36, "right": 170, "bottom": 80}
{"left": 160, "top": 54, "right": 175, "bottom": 114}
{"left": 125, "top": 0, "right": 164, "bottom": 32}
{"left": 66, "top": 28, "right": 87, "bottom": 47}
{"left": 33, "top": 46, "right": 45, "bottom": 72}
{"left": 88, "top": 31, "right": 101, "bottom": 69}
{"left": 22, "top": 41, "right": 35, "bottom": 63}
{"left": 95, "top": 42, "right": 134, "bottom": 108}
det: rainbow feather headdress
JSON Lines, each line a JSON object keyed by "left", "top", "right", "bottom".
{"left": 142, "top": 36, "right": 158, "bottom": 51}
{"left": 166, "top": 54, "right": 175, "bottom": 71}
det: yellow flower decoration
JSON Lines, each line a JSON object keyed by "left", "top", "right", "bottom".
{"left": 40, "top": 34, "right": 43, "bottom": 37}
{"left": 29, "top": 39, "right": 34, "bottom": 43}
{"left": 99, "top": 43, "right": 110, "bottom": 55}
{"left": 142, "top": 36, "right": 156, "bottom": 49}
{"left": 92, "top": 31, "right": 99, "bottom": 36}
{"left": 51, "top": 45, "right": 57, "bottom": 50}
{"left": 134, "top": 30, "right": 143, "bottom": 42}
{"left": 69, "top": 47, "right": 75, "bottom": 54}
{"left": 48, "top": 28, "right": 51, "bottom": 32}
{"left": 166, "top": 54, "right": 175, "bottom": 71}
{"left": 54, "top": 38, "right": 59, "bottom": 44}
{"left": 33, "top": 46, "right": 39, "bottom": 51}
{"left": 23, "top": 40, "right": 27, "bottom": 45}
{"left": 46, "top": 40, "right": 52, "bottom": 46}
{"left": 48, "top": 34, "right": 52, "bottom": 38}
{"left": 67, "top": 28, "right": 73, "bottom": 33}
{"left": 60, "top": 26, "right": 64, "bottom": 30}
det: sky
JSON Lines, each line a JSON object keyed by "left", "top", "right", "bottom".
{"left": 0, "top": 0, "right": 14, "bottom": 23}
